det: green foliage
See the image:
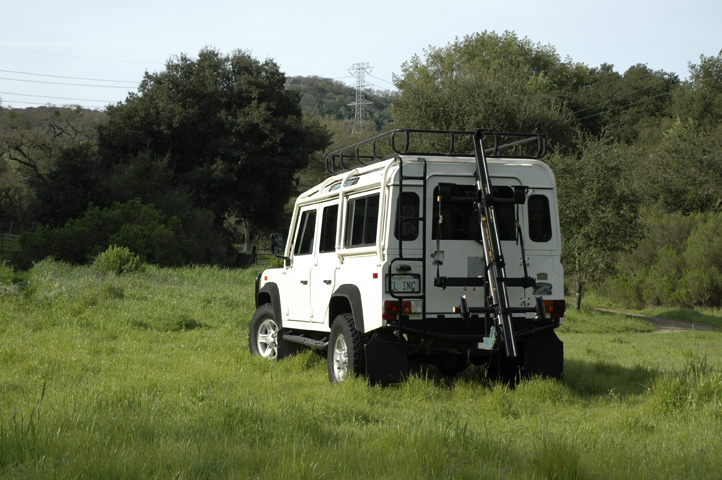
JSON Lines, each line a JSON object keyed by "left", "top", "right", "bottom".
{"left": 392, "top": 31, "right": 576, "bottom": 148}
{"left": 32, "top": 144, "right": 107, "bottom": 228}
{"left": 570, "top": 63, "right": 678, "bottom": 144}
{"left": 602, "top": 211, "right": 722, "bottom": 308}
{"left": 21, "top": 199, "right": 190, "bottom": 266}
{"left": 547, "top": 137, "right": 643, "bottom": 307}
{"left": 98, "top": 48, "right": 331, "bottom": 232}
{"left": 0, "top": 261, "right": 12, "bottom": 285}
{"left": 0, "top": 106, "right": 105, "bottom": 232}
{"left": 93, "top": 245, "right": 144, "bottom": 275}
{"left": 671, "top": 50, "right": 722, "bottom": 130}
{"left": 633, "top": 118, "right": 722, "bottom": 213}
{"left": 682, "top": 213, "right": 722, "bottom": 306}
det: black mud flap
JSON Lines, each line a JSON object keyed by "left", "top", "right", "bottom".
{"left": 365, "top": 331, "right": 408, "bottom": 385}
{"left": 489, "top": 329, "right": 563, "bottom": 382}
{"left": 521, "top": 329, "right": 563, "bottom": 379}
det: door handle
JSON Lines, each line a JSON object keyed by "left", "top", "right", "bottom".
{"left": 324, "top": 280, "right": 332, "bottom": 285}
{"left": 300, "top": 280, "right": 308, "bottom": 285}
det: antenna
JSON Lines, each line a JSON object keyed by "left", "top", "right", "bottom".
{"left": 348, "top": 62, "right": 373, "bottom": 135}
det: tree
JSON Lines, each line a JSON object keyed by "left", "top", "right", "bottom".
{"left": 546, "top": 137, "right": 643, "bottom": 309}
{"left": 0, "top": 106, "right": 104, "bottom": 232}
{"left": 97, "top": 48, "right": 331, "bottom": 232}
{"left": 633, "top": 118, "right": 722, "bottom": 214}
{"left": 671, "top": 50, "right": 722, "bottom": 130}
{"left": 391, "top": 31, "right": 581, "bottom": 148}
{"left": 569, "top": 64, "right": 678, "bottom": 144}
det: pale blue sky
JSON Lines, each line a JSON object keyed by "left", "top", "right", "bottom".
{"left": 1, "top": 0, "right": 719, "bottom": 109}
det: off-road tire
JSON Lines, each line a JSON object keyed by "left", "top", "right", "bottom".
{"left": 248, "top": 304, "right": 299, "bottom": 360}
{"left": 327, "top": 313, "right": 366, "bottom": 383}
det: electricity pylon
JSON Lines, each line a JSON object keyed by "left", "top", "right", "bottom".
{"left": 348, "top": 63, "right": 373, "bottom": 135}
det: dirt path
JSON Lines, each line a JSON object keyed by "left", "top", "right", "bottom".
{"left": 593, "top": 307, "right": 718, "bottom": 333}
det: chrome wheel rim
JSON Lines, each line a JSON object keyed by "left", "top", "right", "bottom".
{"left": 332, "top": 334, "right": 348, "bottom": 381}
{"left": 257, "top": 318, "right": 278, "bottom": 359}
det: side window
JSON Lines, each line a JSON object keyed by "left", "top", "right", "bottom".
{"left": 395, "top": 192, "right": 420, "bottom": 241}
{"left": 345, "top": 194, "right": 380, "bottom": 247}
{"left": 293, "top": 209, "right": 317, "bottom": 255}
{"left": 319, "top": 205, "right": 338, "bottom": 253}
{"left": 528, "top": 195, "right": 552, "bottom": 242}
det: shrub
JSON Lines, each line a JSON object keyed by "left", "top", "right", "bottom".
{"left": 21, "top": 199, "right": 191, "bottom": 267}
{"left": 602, "top": 210, "right": 722, "bottom": 308}
{"left": 93, "top": 245, "right": 144, "bottom": 275}
{"left": 0, "top": 261, "right": 13, "bottom": 285}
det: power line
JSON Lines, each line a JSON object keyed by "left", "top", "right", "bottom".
{"left": 0, "top": 76, "right": 135, "bottom": 89}
{"left": 0, "top": 68, "right": 137, "bottom": 85}
{"left": 0, "top": 91, "right": 113, "bottom": 103}
{"left": 575, "top": 92, "right": 672, "bottom": 122}
{"left": 573, "top": 79, "right": 668, "bottom": 115}
{"left": 0, "top": 46, "right": 163, "bottom": 66}
{"left": 368, "top": 73, "right": 394, "bottom": 87}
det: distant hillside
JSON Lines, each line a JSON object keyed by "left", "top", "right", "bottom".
{"left": 286, "top": 76, "right": 395, "bottom": 129}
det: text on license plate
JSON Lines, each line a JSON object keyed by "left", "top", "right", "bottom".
{"left": 388, "top": 274, "right": 421, "bottom": 293}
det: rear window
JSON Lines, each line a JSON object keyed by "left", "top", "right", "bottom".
{"left": 432, "top": 185, "right": 515, "bottom": 241}
{"left": 528, "top": 195, "right": 552, "bottom": 242}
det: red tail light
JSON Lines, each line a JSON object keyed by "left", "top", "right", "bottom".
{"left": 543, "top": 299, "right": 566, "bottom": 319}
{"left": 383, "top": 300, "right": 422, "bottom": 320}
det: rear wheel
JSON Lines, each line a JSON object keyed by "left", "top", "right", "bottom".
{"left": 327, "top": 314, "right": 366, "bottom": 383}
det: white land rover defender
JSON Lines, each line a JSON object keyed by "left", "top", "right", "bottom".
{"left": 250, "top": 129, "right": 565, "bottom": 384}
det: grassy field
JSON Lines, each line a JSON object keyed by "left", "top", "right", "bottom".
{"left": 0, "top": 260, "right": 721, "bottom": 479}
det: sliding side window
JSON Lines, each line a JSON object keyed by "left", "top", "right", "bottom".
{"left": 345, "top": 194, "right": 380, "bottom": 247}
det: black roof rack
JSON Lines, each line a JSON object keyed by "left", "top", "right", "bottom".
{"left": 325, "top": 129, "right": 546, "bottom": 175}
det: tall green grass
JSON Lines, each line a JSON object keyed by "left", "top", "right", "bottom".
{"left": 1, "top": 259, "right": 721, "bottom": 479}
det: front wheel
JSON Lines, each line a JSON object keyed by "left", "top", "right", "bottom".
{"left": 249, "top": 304, "right": 299, "bottom": 360}
{"left": 327, "top": 314, "right": 366, "bottom": 383}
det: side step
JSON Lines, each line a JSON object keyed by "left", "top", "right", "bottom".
{"left": 283, "top": 333, "right": 328, "bottom": 350}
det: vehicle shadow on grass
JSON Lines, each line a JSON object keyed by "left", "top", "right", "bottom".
{"left": 562, "top": 358, "right": 659, "bottom": 398}
{"left": 406, "top": 359, "right": 659, "bottom": 399}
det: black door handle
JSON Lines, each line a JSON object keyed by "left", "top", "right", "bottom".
{"left": 324, "top": 280, "right": 332, "bottom": 285}
{"left": 300, "top": 280, "right": 308, "bottom": 285}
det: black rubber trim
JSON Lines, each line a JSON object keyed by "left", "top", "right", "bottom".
{"left": 330, "top": 284, "right": 365, "bottom": 333}
{"left": 257, "top": 282, "right": 283, "bottom": 328}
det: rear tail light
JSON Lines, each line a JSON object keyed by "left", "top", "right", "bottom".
{"left": 543, "top": 299, "right": 566, "bottom": 319}
{"left": 383, "top": 300, "right": 423, "bottom": 320}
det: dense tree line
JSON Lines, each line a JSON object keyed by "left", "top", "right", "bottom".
{"left": 2, "top": 33, "right": 721, "bottom": 309}
{"left": 391, "top": 31, "right": 722, "bottom": 307}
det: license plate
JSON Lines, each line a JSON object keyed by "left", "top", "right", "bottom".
{"left": 388, "top": 274, "right": 421, "bottom": 293}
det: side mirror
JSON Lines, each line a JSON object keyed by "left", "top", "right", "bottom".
{"left": 270, "top": 233, "right": 284, "bottom": 255}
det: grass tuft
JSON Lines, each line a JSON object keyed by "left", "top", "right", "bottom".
{"left": 650, "top": 355, "right": 722, "bottom": 413}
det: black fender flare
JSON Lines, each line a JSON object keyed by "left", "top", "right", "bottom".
{"left": 329, "top": 284, "right": 365, "bottom": 333}
{"left": 257, "top": 282, "right": 283, "bottom": 328}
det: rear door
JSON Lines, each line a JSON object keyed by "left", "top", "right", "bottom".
{"left": 425, "top": 176, "right": 525, "bottom": 315}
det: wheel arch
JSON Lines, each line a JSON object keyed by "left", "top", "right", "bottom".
{"left": 329, "top": 284, "right": 365, "bottom": 332}
{"left": 257, "top": 282, "right": 283, "bottom": 328}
